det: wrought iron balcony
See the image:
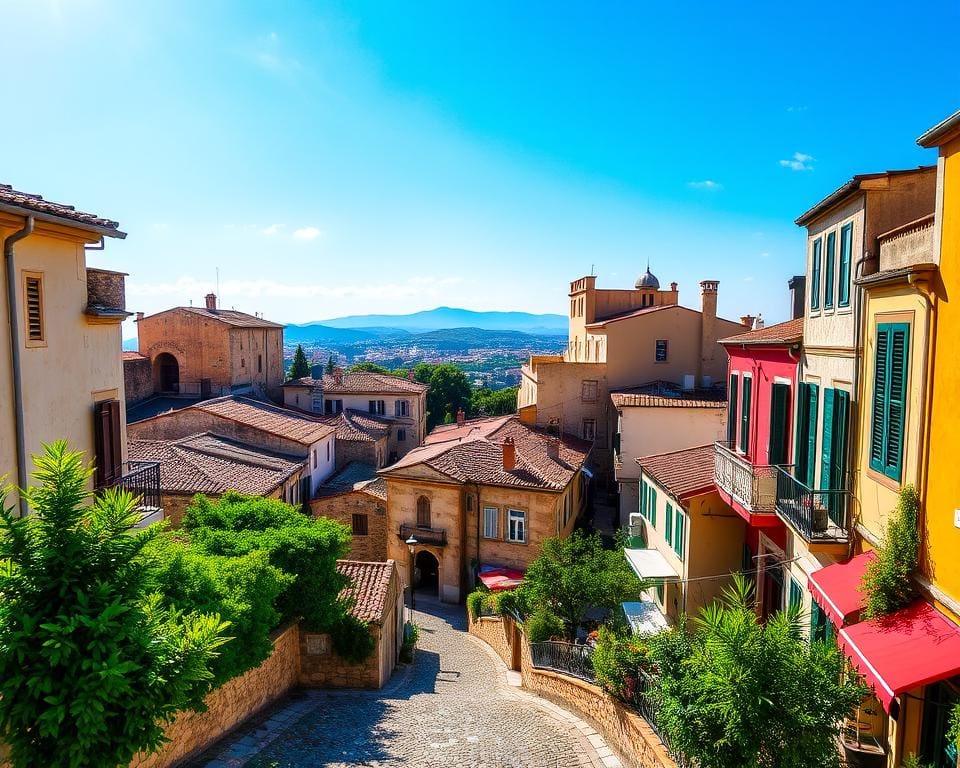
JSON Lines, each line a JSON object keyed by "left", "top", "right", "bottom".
{"left": 530, "top": 640, "right": 595, "bottom": 683}
{"left": 399, "top": 522, "right": 447, "bottom": 547}
{"left": 714, "top": 441, "right": 778, "bottom": 514}
{"left": 111, "top": 461, "right": 162, "bottom": 513}
{"left": 774, "top": 466, "right": 849, "bottom": 543}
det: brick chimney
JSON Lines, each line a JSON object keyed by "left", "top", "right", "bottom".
{"left": 456, "top": 408, "right": 465, "bottom": 427}
{"left": 699, "top": 280, "right": 720, "bottom": 384}
{"left": 407, "top": 370, "right": 415, "bottom": 381}
{"left": 546, "top": 437, "right": 560, "bottom": 460}
{"left": 135, "top": 311, "right": 144, "bottom": 322}
{"left": 788, "top": 275, "right": 806, "bottom": 320}
{"left": 670, "top": 282, "right": 678, "bottom": 292}
{"left": 740, "top": 314, "right": 756, "bottom": 329}
{"left": 502, "top": 437, "right": 516, "bottom": 472}
{"left": 333, "top": 368, "right": 343, "bottom": 385}
{"left": 205, "top": 293, "right": 217, "bottom": 310}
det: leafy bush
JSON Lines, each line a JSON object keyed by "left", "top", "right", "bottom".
{"left": 950, "top": 702, "right": 960, "bottom": 752}
{"left": 0, "top": 442, "right": 229, "bottom": 768}
{"left": 496, "top": 587, "right": 528, "bottom": 619}
{"left": 330, "top": 615, "right": 376, "bottom": 663}
{"left": 861, "top": 485, "right": 920, "bottom": 618}
{"left": 183, "top": 492, "right": 351, "bottom": 631}
{"left": 404, "top": 621, "right": 420, "bottom": 646}
{"left": 526, "top": 608, "right": 565, "bottom": 643}
{"left": 591, "top": 626, "right": 650, "bottom": 700}
{"left": 145, "top": 536, "right": 291, "bottom": 686}
{"left": 467, "top": 588, "right": 486, "bottom": 620}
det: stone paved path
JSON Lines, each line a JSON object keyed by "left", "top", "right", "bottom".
{"left": 185, "top": 596, "right": 623, "bottom": 768}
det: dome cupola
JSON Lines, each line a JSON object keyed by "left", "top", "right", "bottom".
{"left": 635, "top": 261, "right": 660, "bottom": 290}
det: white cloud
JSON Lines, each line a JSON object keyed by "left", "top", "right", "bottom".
{"left": 744, "top": 276, "right": 755, "bottom": 283}
{"left": 292, "top": 226, "right": 322, "bottom": 241}
{"left": 260, "top": 223, "right": 284, "bottom": 236}
{"left": 779, "top": 152, "right": 815, "bottom": 171}
{"left": 250, "top": 31, "right": 302, "bottom": 74}
{"left": 786, "top": 106, "right": 808, "bottom": 113}
{"left": 687, "top": 180, "right": 723, "bottom": 191}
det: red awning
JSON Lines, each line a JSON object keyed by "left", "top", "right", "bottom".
{"left": 478, "top": 567, "right": 525, "bottom": 592}
{"left": 809, "top": 551, "right": 877, "bottom": 628}
{"left": 839, "top": 600, "right": 960, "bottom": 712}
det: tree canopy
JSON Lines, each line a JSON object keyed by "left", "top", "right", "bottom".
{"left": 288, "top": 344, "right": 311, "bottom": 380}
{"left": 649, "top": 575, "right": 865, "bottom": 768}
{"left": 0, "top": 443, "right": 229, "bottom": 768}
{"left": 470, "top": 385, "right": 518, "bottom": 417}
{"left": 348, "top": 362, "right": 391, "bottom": 374}
{"left": 421, "top": 363, "right": 472, "bottom": 429}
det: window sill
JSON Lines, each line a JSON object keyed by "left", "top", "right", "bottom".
{"left": 865, "top": 465, "right": 903, "bottom": 493}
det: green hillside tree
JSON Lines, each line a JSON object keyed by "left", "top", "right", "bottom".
{"left": 470, "top": 386, "right": 518, "bottom": 417}
{"left": 0, "top": 443, "right": 229, "bottom": 768}
{"left": 425, "top": 363, "right": 471, "bottom": 429}
{"left": 288, "top": 344, "right": 311, "bottom": 380}
{"left": 325, "top": 355, "right": 337, "bottom": 375}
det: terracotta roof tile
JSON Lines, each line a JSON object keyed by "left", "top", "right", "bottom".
{"left": 316, "top": 409, "right": 391, "bottom": 443}
{"left": 316, "top": 462, "right": 387, "bottom": 500}
{"left": 720, "top": 317, "right": 804, "bottom": 346}
{"left": 384, "top": 416, "right": 591, "bottom": 491}
{"left": 128, "top": 433, "right": 302, "bottom": 496}
{"left": 637, "top": 444, "right": 716, "bottom": 501}
{"left": 337, "top": 560, "right": 397, "bottom": 624}
{"left": 611, "top": 381, "right": 726, "bottom": 408}
{"left": 196, "top": 396, "right": 335, "bottom": 444}
{"left": 171, "top": 306, "right": 284, "bottom": 329}
{"left": 0, "top": 183, "right": 124, "bottom": 236}
{"left": 284, "top": 372, "right": 428, "bottom": 394}
{"left": 122, "top": 351, "right": 148, "bottom": 361}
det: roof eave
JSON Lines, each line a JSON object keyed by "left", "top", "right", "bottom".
{"left": 0, "top": 202, "right": 126, "bottom": 240}
{"left": 917, "top": 109, "right": 960, "bottom": 148}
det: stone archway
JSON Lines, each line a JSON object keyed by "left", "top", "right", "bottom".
{"left": 154, "top": 352, "right": 180, "bottom": 394}
{"left": 414, "top": 550, "right": 440, "bottom": 596}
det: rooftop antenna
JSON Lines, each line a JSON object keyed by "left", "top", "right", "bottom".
{"left": 216, "top": 267, "right": 220, "bottom": 298}
{"left": 590, "top": 264, "right": 595, "bottom": 276}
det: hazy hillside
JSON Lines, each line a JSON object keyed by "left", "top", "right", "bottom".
{"left": 316, "top": 306, "right": 567, "bottom": 334}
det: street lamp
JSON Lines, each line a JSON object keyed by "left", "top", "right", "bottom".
{"left": 406, "top": 535, "right": 418, "bottom": 611}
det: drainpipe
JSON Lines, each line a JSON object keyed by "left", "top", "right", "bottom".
{"left": 848, "top": 250, "right": 872, "bottom": 548}
{"left": 3, "top": 216, "right": 35, "bottom": 517}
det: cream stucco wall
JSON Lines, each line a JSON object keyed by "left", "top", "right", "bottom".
{"left": 0, "top": 218, "right": 126, "bottom": 494}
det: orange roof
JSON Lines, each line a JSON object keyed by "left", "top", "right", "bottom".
{"left": 122, "top": 351, "right": 147, "bottom": 361}
{"left": 637, "top": 444, "right": 716, "bottom": 501}
{"left": 337, "top": 560, "right": 397, "bottom": 624}
{"left": 720, "top": 317, "right": 804, "bottom": 346}
{"left": 194, "top": 396, "right": 335, "bottom": 444}
{"left": 0, "top": 183, "right": 124, "bottom": 237}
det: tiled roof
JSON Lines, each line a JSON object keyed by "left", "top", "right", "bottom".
{"left": 719, "top": 317, "right": 804, "bottom": 346}
{"left": 128, "top": 432, "right": 302, "bottom": 496}
{"left": 173, "top": 306, "right": 284, "bottom": 329}
{"left": 316, "top": 461, "right": 386, "bottom": 500}
{"left": 637, "top": 444, "right": 716, "bottom": 501}
{"left": 611, "top": 381, "right": 726, "bottom": 409}
{"left": 284, "top": 372, "right": 428, "bottom": 394}
{"left": 795, "top": 166, "right": 936, "bottom": 226}
{"left": 0, "top": 183, "right": 125, "bottom": 237}
{"left": 424, "top": 415, "right": 514, "bottom": 445}
{"left": 122, "top": 351, "right": 148, "bottom": 361}
{"left": 195, "top": 396, "right": 335, "bottom": 444}
{"left": 316, "top": 409, "right": 391, "bottom": 443}
{"left": 337, "top": 560, "right": 397, "bottom": 624}
{"left": 384, "top": 416, "right": 591, "bottom": 492}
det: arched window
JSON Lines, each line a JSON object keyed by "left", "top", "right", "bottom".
{"left": 417, "top": 496, "right": 431, "bottom": 528}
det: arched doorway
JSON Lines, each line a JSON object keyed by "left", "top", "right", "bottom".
{"left": 154, "top": 353, "right": 180, "bottom": 394}
{"left": 414, "top": 550, "right": 439, "bottom": 596}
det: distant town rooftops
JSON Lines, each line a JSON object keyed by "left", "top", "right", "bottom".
{"left": 337, "top": 560, "right": 397, "bottom": 625}
{"left": 0, "top": 183, "right": 125, "bottom": 238}
{"left": 316, "top": 461, "right": 386, "bottom": 500}
{"left": 719, "top": 317, "right": 804, "bottom": 346}
{"left": 128, "top": 432, "right": 302, "bottom": 496}
{"left": 794, "top": 166, "right": 936, "bottom": 226}
{"left": 610, "top": 380, "right": 726, "bottom": 409}
{"left": 384, "top": 415, "right": 591, "bottom": 492}
{"left": 283, "top": 371, "right": 428, "bottom": 394}
{"left": 637, "top": 444, "right": 716, "bottom": 501}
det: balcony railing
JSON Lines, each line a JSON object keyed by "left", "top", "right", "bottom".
{"left": 530, "top": 640, "right": 595, "bottom": 683}
{"left": 774, "top": 466, "right": 849, "bottom": 542}
{"left": 112, "top": 461, "right": 161, "bottom": 512}
{"left": 399, "top": 522, "right": 447, "bottom": 547}
{"left": 714, "top": 441, "right": 778, "bottom": 513}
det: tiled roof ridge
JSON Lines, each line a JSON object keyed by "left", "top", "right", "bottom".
{"left": 0, "top": 183, "right": 123, "bottom": 234}
{"left": 720, "top": 316, "right": 804, "bottom": 345}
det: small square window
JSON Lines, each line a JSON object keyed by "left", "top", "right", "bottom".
{"left": 581, "top": 380, "right": 599, "bottom": 402}
{"left": 397, "top": 428, "right": 407, "bottom": 442}
{"left": 352, "top": 514, "right": 368, "bottom": 536}
{"left": 507, "top": 509, "right": 526, "bottom": 543}
{"left": 483, "top": 506, "right": 499, "bottom": 539}
{"left": 582, "top": 419, "right": 596, "bottom": 441}
{"left": 655, "top": 340, "right": 668, "bottom": 363}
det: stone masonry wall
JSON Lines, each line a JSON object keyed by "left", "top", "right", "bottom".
{"left": 124, "top": 356, "right": 154, "bottom": 406}
{"left": 87, "top": 268, "right": 126, "bottom": 311}
{"left": 311, "top": 492, "right": 388, "bottom": 561}
{"left": 471, "top": 615, "right": 676, "bottom": 768}
{"left": 130, "top": 622, "right": 301, "bottom": 768}
{"left": 299, "top": 627, "right": 382, "bottom": 689}
{"left": 468, "top": 613, "right": 516, "bottom": 669}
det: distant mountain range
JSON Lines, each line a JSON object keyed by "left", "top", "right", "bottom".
{"left": 317, "top": 306, "right": 567, "bottom": 335}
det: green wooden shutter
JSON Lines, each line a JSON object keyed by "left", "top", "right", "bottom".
{"left": 740, "top": 376, "right": 752, "bottom": 454}
{"left": 839, "top": 223, "right": 852, "bottom": 307}
{"left": 811, "top": 239, "right": 822, "bottom": 310}
{"left": 885, "top": 325, "right": 910, "bottom": 481}
{"left": 769, "top": 383, "right": 789, "bottom": 465}
{"left": 795, "top": 383, "right": 809, "bottom": 478}
{"left": 640, "top": 480, "right": 647, "bottom": 517}
{"left": 789, "top": 578, "right": 803, "bottom": 610}
{"left": 805, "top": 384, "right": 819, "bottom": 487}
{"left": 675, "top": 513, "right": 685, "bottom": 560}
{"left": 650, "top": 488, "right": 657, "bottom": 527}
{"left": 824, "top": 231, "right": 836, "bottom": 310}
{"left": 820, "top": 388, "right": 835, "bottom": 491}
{"left": 832, "top": 390, "right": 850, "bottom": 492}
{"left": 665, "top": 503, "right": 673, "bottom": 545}
{"left": 870, "top": 327, "right": 890, "bottom": 473}
{"left": 728, "top": 374, "right": 739, "bottom": 445}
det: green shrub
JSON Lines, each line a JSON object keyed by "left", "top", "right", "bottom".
{"left": 950, "top": 702, "right": 960, "bottom": 751}
{"left": 467, "top": 588, "right": 486, "bottom": 620}
{"left": 497, "top": 587, "right": 526, "bottom": 619}
{"left": 861, "top": 485, "right": 920, "bottom": 618}
{"left": 592, "top": 626, "right": 650, "bottom": 700}
{"left": 330, "top": 615, "right": 376, "bottom": 663}
{"left": 526, "top": 608, "right": 565, "bottom": 643}
{"left": 184, "top": 492, "right": 351, "bottom": 631}
{"left": 145, "top": 536, "right": 291, "bottom": 686}
{"left": 404, "top": 621, "right": 420, "bottom": 646}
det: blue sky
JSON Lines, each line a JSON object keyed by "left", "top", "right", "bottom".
{"left": 2, "top": 1, "right": 958, "bottom": 336}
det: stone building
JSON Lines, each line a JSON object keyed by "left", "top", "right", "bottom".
{"left": 282, "top": 370, "right": 428, "bottom": 461}
{"left": 314, "top": 409, "right": 391, "bottom": 470}
{"left": 128, "top": 432, "right": 306, "bottom": 526}
{"left": 133, "top": 294, "right": 285, "bottom": 402}
{"left": 0, "top": 184, "right": 151, "bottom": 514}
{"left": 123, "top": 351, "right": 154, "bottom": 407}
{"left": 127, "top": 395, "right": 336, "bottom": 498}
{"left": 380, "top": 415, "right": 591, "bottom": 603}
{"left": 518, "top": 271, "right": 748, "bottom": 487}
{"left": 312, "top": 462, "right": 388, "bottom": 561}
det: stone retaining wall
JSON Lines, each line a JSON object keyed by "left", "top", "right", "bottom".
{"left": 299, "top": 626, "right": 383, "bottom": 689}
{"left": 471, "top": 614, "right": 676, "bottom": 768}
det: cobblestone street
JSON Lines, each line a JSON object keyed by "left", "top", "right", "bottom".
{"left": 185, "top": 596, "right": 622, "bottom": 768}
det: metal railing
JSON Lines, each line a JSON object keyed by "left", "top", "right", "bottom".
{"left": 714, "top": 441, "right": 778, "bottom": 513}
{"left": 113, "top": 461, "right": 161, "bottom": 511}
{"left": 530, "top": 640, "right": 595, "bottom": 683}
{"left": 774, "top": 466, "right": 849, "bottom": 542}
{"left": 399, "top": 522, "right": 447, "bottom": 547}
